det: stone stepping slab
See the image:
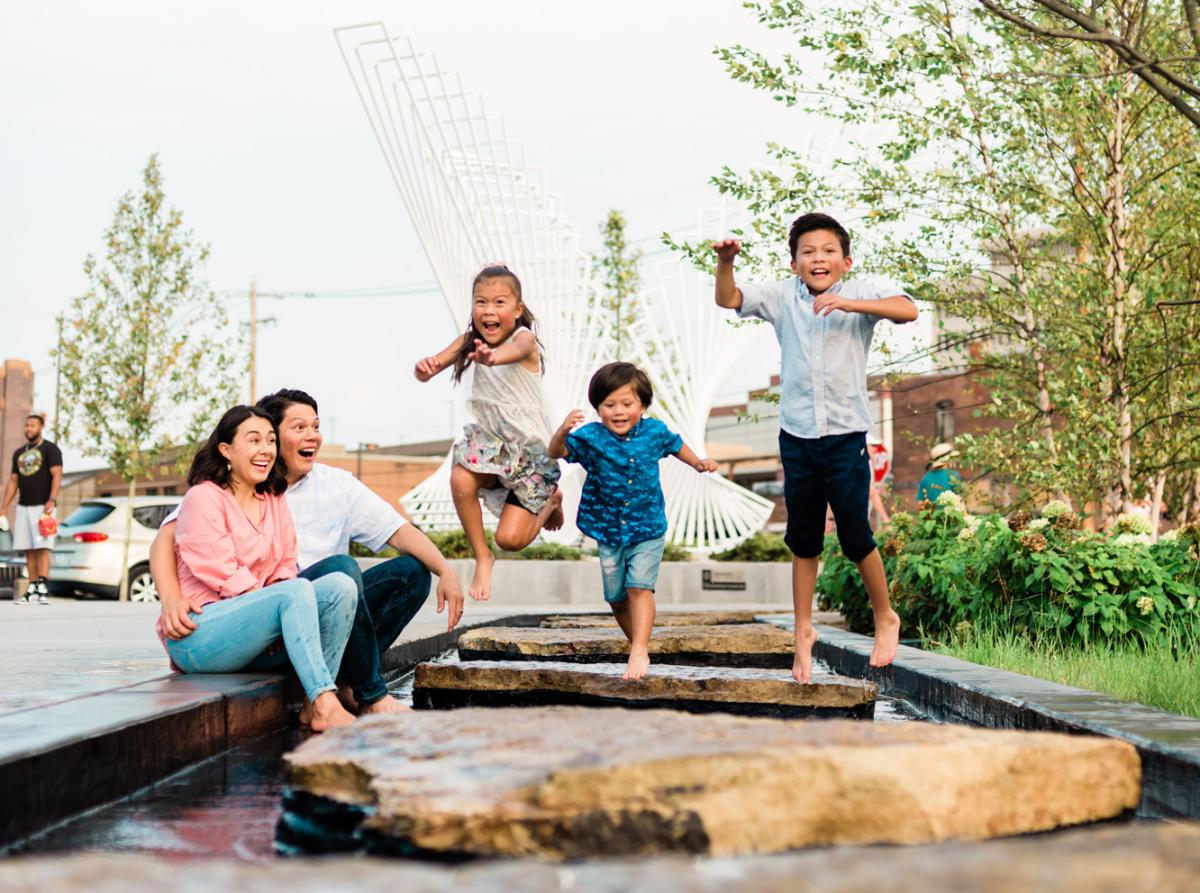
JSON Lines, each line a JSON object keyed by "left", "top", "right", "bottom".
{"left": 281, "top": 706, "right": 1140, "bottom": 860}
{"left": 539, "top": 610, "right": 787, "bottom": 629}
{"left": 457, "top": 624, "right": 793, "bottom": 667}
{"left": 411, "top": 660, "right": 877, "bottom": 719}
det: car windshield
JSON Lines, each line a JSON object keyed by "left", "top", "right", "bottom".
{"left": 62, "top": 503, "right": 116, "bottom": 527}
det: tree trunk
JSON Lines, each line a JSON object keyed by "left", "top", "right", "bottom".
{"left": 118, "top": 478, "right": 137, "bottom": 601}
{"left": 1149, "top": 471, "right": 1166, "bottom": 542}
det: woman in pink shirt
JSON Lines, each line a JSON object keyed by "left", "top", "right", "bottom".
{"left": 159, "top": 405, "right": 357, "bottom": 731}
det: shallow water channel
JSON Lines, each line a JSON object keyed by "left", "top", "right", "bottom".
{"left": 13, "top": 657, "right": 925, "bottom": 862}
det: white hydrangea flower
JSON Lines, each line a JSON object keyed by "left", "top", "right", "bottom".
{"left": 1135, "top": 595, "right": 1155, "bottom": 616}
{"left": 1041, "top": 500, "right": 1071, "bottom": 519}
{"left": 935, "top": 491, "right": 964, "bottom": 512}
{"left": 1114, "top": 532, "right": 1152, "bottom": 547}
{"left": 1187, "top": 596, "right": 1197, "bottom": 612}
{"left": 957, "top": 526, "right": 976, "bottom": 542}
{"left": 1114, "top": 513, "right": 1153, "bottom": 536}
{"left": 1027, "top": 518, "right": 1050, "bottom": 532}
{"left": 1160, "top": 529, "right": 1181, "bottom": 543}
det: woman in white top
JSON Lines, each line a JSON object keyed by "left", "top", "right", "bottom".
{"left": 415, "top": 265, "right": 564, "bottom": 601}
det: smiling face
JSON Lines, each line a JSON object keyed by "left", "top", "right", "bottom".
{"left": 597, "top": 383, "right": 646, "bottom": 437}
{"left": 791, "top": 228, "right": 852, "bottom": 295}
{"left": 218, "top": 416, "right": 277, "bottom": 490}
{"left": 471, "top": 277, "right": 524, "bottom": 346}
{"left": 277, "top": 402, "right": 322, "bottom": 483}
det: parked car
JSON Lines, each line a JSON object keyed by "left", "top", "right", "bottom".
{"left": 41, "top": 496, "right": 181, "bottom": 601}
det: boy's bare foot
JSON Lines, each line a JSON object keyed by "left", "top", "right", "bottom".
{"left": 337, "top": 683, "right": 359, "bottom": 714}
{"left": 360, "top": 695, "right": 411, "bottom": 715}
{"left": 870, "top": 609, "right": 902, "bottom": 668}
{"left": 470, "top": 552, "right": 494, "bottom": 601}
{"left": 310, "top": 691, "right": 356, "bottom": 732}
{"left": 792, "top": 624, "right": 819, "bottom": 684}
{"left": 623, "top": 648, "right": 650, "bottom": 681}
{"left": 542, "top": 489, "right": 565, "bottom": 531}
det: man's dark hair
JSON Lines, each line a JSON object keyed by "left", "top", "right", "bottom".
{"left": 188, "top": 405, "right": 288, "bottom": 495}
{"left": 788, "top": 213, "right": 851, "bottom": 260}
{"left": 587, "top": 362, "right": 654, "bottom": 410}
{"left": 26, "top": 413, "right": 45, "bottom": 424}
{"left": 256, "top": 389, "right": 318, "bottom": 427}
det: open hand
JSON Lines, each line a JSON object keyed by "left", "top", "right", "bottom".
{"left": 160, "top": 597, "right": 205, "bottom": 640}
{"left": 468, "top": 339, "right": 496, "bottom": 366}
{"left": 812, "top": 292, "right": 851, "bottom": 317}
{"left": 414, "top": 357, "right": 441, "bottom": 382}
{"left": 711, "top": 239, "right": 741, "bottom": 264}
{"left": 694, "top": 458, "right": 719, "bottom": 473}
{"left": 558, "top": 409, "right": 585, "bottom": 437}
{"left": 436, "top": 572, "right": 465, "bottom": 632}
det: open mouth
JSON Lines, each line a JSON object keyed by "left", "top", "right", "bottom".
{"left": 250, "top": 459, "right": 272, "bottom": 475}
{"left": 297, "top": 449, "right": 316, "bottom": 460}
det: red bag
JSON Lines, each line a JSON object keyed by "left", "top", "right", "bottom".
{"left": 38, "top": 514, "right": 58, "bottom": 537}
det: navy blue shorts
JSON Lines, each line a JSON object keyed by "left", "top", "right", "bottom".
{"left": 779, "top": 430, "right": 877, "bottom": 562}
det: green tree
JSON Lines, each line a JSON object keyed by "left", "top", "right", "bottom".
{"left": 56, "top": 155, "right": 242, "bottom": 599}
{"left": 595, "top": 210, "right": 643, "bottom": 359}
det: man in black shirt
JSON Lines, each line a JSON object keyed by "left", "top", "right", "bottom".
{"left": 1, "top": 414, "right": 63, "bottom": 605}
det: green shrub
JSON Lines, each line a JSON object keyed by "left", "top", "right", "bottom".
{"left": 349, "top": 541, "right": 399, "bottom": 559}
{"left": 499, "top": 541, "right": 584, "bottom": 561}
{"left": 423, "top": 528, "right": 489, "bottom": 559}
{"left": 710, "top": 531, "right": 792, "bottom": 562}
{"left": 817, "top": 496, "right": 1200, "bottom": 647}
{"left": 421, "top": 528, "right": 584, "bottom": 561}
{"left": 662, "top": 541, "right": 693, "bottom": 562}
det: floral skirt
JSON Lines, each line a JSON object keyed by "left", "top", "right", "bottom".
{"left": 453, "top": 422, "right": 561, "bottom": 517}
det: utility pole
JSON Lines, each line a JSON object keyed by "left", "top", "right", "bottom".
{"left": 53, "top": 313, "right": 64, "bottom": 441}
{"left": 248, "top": 278, "right": 257, "bottom": 404}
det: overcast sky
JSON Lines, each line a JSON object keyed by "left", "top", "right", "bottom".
{"left": 0, "top": 1, "right": 929, "bottom": 469}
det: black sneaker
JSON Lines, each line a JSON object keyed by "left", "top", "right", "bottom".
{"left": 34, "top": 582, "right": 49, "bottom": 605}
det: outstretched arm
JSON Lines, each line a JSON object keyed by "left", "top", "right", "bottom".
{"left": 548, "top": 410, "right": 585, "bottom": 460}
{"left": 712, "top": 239, "right": 744, "bottom": 310}
{"left": 467, "top": 328, "right": 538, "bottom": 368}
{"left": 812, "top": 293, "right": 918, "bottom": 323}
{"left": 673, "top": 443, "right": 718, "bottom": 473}
{"left": 414, "top": 333, "right": 470, "bottom": 382}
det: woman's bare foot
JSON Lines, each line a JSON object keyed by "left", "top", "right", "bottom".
{"left": 310, "top": 690, "right": 356, "bottom": 732}
{"left": 792, "top": 624, "right": 819, "bottom": 683}
{"left": 470, "top": 552, "right": 495, "bottom": 601}
{"left": 623, "top": 648, "right": 650, "bottom": 681}
{"left": 870, "top": 609, "right": 902, "bottom": 668}
{"left": 360, "top": 695, "right": 411, "bottom": 715}
{"left": 541, "top": 489, "right": 565, "bottom": 531}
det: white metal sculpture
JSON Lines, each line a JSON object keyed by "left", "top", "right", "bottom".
{"left": 334, "top": 24, "right": 772, "bottom": 550}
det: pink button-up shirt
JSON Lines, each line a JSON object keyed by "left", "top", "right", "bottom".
{"left": 174, "top": 481, "right": 298, "bottom": 606}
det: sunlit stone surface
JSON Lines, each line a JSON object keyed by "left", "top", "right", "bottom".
{"left": 457, "top": 625, "right": 794, "bottom": 667}
{"left": 282, "top": 706, "right": 1140, "bottom": 859}
{"left": 539, "top": 611, "right": 786, "bottom": 629}
{"left": 412, "top": 660, "right": 877, "bottom": 718}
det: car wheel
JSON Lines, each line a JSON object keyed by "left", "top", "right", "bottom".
{"left": 128, "top": 563, "right": 158, "bottom": 603}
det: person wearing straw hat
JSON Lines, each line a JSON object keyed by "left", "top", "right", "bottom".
{"left": 917, "top": 442, "right": 962, "bottom": 503}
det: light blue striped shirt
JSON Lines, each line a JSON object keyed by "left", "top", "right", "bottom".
{"left": 738, "top": 276, "right": 914, "bottom": 439}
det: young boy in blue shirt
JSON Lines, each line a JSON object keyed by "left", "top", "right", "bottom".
{"left": 712, "top": 213, "right": 917, "bottom": 683}
{"left": 549, "top": 362, "right": 717, "bottom": 680}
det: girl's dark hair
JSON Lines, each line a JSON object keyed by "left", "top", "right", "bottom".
{"left": 788, "top": 212, "right": 851, "bottom": 260}
{"left": 588, "top": 362, "right": 654, "bottom": 410}
{"left": 188, "top": 405, "right": 288, "bottom": 496}
{"left": 451, "top": 265, "right": 542, "bottom": 383}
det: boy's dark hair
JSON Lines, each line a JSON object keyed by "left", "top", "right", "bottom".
{"left": 451, "top": 265, "right": 542, "bottom": 383}
{"left": 788, "top": 213, "right": 851, "bottom": 260}
{"left": 256, "top": 389, "right": 318, "bottom": 427}
{"left": 587, "top": 362, "right": 653, "bottom": 410}
{"left": 188, "top": 405, "right": 288, "bottom": 495}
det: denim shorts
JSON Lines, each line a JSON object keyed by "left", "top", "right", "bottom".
{"left": 597, "top": 536, "right": 665, "bottom": 603}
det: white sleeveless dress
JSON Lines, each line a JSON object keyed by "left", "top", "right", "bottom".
{"left": 453, "top": 326, "right": 561, "bottom": 516}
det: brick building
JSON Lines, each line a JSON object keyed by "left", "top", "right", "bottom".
{"left": 0, "top": 359, "right": 36, "bottom": 517}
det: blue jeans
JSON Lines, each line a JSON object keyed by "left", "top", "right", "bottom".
{"left": 300, "top": 554, "right": 431, "bottom": 706}
{"left": 165, "top": 574, "right": 357, "bottom": 702}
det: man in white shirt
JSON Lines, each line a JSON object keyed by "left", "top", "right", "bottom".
{"left": 152, "top": 390, "right": 464, "bottom": 715}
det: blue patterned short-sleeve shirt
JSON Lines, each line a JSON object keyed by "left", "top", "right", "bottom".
{"left": 565, "top": 418, "right": 683, "bottom": 547}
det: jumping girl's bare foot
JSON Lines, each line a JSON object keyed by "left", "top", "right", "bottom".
{"left": 470, "top": 552, "right": 495, "bottom": 601}
{"left": 360, "top": 695, "right": 411, "bottom": 715}
{"left": 541, "top": 489, "right": 565, "bottom": 532}
{"left": 870, "top": 609, "right": 902, "bottom": 668}
{"left": 623, "top": 648, "right": 650, "bottom": 681}
{"left": 792, "top": 624, "right": 819, "bottom": 684}
{"left": 310, "top": 690, "right": 356, "bottom": 732}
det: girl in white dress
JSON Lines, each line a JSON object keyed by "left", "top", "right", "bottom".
{"left": 414, "top": 265, "right": 563, "bottom": 600}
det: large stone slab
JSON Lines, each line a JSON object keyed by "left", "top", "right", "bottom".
{"left": 412, "top": 660, "right": 876, "bottom": 719}
{"left": 281, "top": 706, "right": 1140, "bottom": 859}
{"left": 539, "top": 610, "right": 786, "bottom": 629}
{"left": 457, "top": 624, "right": 793, "bottom": 667}
{"left": 7, "top": 824, "right": 1200, "bottom": 892}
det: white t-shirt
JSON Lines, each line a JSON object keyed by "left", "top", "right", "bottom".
{"left": 165, "top": 463, "right": 406, "bottom": 571}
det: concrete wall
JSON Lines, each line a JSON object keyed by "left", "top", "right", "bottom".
{"left": 360, "top": 557, "right": 793, "bottom": 606}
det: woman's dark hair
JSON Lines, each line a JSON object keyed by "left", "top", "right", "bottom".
{"left": 188, "top": 405, "right": 288, "bottom": 496}
{"left": 256, "top": 388, "right": 318, "bottom": 427}
{"left": 451, "top": 265, "right": 542, "bottom": 383}
{"left": 588, "top": 362, "right": 654, "bottom": 410}
{"left": 788, "top": 212, "right": 851, "bottom": 260}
